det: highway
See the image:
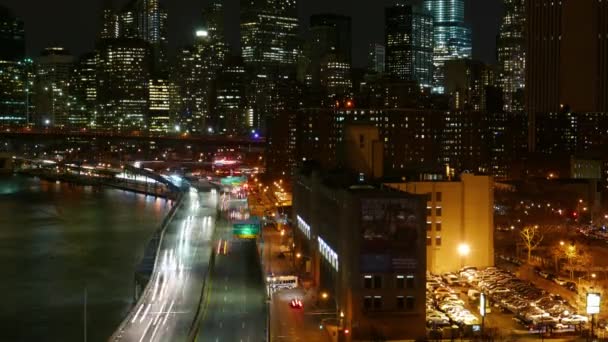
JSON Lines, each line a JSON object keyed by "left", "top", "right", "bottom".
{"left": 196, "top": 198, "right": 267, "bottom": 342}
{"left": 111, "top": 188, "right": 218, "bottom": 342}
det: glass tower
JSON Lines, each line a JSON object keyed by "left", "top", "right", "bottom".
{"left": 424, "top": 0, "right": 472, "bottom": 93}
{"left": 385, "top": 2, "right": 434, "bottom": 89}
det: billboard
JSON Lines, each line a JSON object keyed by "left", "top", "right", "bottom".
{"left": 360, "top": 197, "right": 423, "bottom": 272}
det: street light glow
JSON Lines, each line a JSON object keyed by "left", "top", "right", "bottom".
{"left": 458, "top": 243, "right": 471, "bottom": 256}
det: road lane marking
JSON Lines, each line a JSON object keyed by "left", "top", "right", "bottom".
{"left": 242, "top": 322, "right": 245, "bottom": 329}
{"left": 219, "top": 321, "right": 223, "bottom": 328}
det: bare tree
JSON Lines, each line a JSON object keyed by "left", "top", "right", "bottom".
{"left": 520, "top": 225, "right": 544, "bottom": 263}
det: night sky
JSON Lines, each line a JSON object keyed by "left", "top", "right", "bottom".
{"left": 0, "top": 0, "right": 503, "bottom": 67}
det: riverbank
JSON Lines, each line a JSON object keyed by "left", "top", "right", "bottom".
{"left": 17, "top": 168, "right": 177, "bottom": 199}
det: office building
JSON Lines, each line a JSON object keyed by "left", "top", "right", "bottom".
{"left": 385, "top": 2, "right": 434, "bottom": 89}
{"left": 367, "top": 43, "right": 385, "bottom": 74}
{"left": 320, "top": 55, "right": 352, "bottom": 102}
{"left": 99, "top": 0, "right": 119, "bottom": 41}
{"left": 96, "top": 38, "right": 151, "bottom": 130}
{"left": 33, "top": 47, "right": 74, "bottom": 127}
{"left": 68, "top": 53, "right": 97, "bottom": 127}
{"left": 497, "top": 0, "right": 525, "bottom": 113}
{"left": 0, "top": 59, "right": 34, "bottom": 125}
{"left": 385, "top": 173, "right": 494, "bottom": 274}
{"left": 424, "top": 0, "right": 472, "bottom": 93}
{"left": 309, "top": 13, "right": 352, "bottom": 91}
{"left": 149, "top": 78, "right": 170, "bottom": 134}
{"left": 214, "top": 57, "right": 248, "bottom": 134}
{"left": 293, "top": 126, "right": 427, "bottom": 340}
{"left": 0, "top": 6, "right": 25, "bottom": 61}
{"left": 526, "top": 0, "right": 608, "bottom": 152}
{"left": 241, "top": 0, "right": 300, "bottom": 72}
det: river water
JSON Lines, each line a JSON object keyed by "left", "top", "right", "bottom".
{"left": 0, "top": 175, "right": 170, "bottom": 342}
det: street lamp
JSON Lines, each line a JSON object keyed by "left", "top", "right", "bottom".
{"left": 458, "top": 243, "right": 471, "bottom": 268}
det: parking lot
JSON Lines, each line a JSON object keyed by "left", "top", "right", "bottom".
{"left": 427, "top": 266, "right": 591, "bottom": 340}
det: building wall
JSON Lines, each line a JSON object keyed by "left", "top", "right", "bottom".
{"left": 386, "top": 174, "right": 494, "bottom": 274}
{"left": 293, "top": 169, "right": 427, "bottom": 341}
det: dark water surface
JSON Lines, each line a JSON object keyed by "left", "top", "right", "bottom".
{"left": 0, "top": 175, "right": 170, "bottom": 342}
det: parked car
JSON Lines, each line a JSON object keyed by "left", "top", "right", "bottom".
{"left": 553, "top": 277, "right": 568, "bottom": 286}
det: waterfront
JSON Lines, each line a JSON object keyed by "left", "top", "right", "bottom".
{"left": 0, "top": 175, "right": 170, "bottom": 342}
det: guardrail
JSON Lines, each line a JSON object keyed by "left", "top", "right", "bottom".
{"left": 108, "top": 191, "right": 185, "bottom": 341}
{"left": 186, "top": 250, "right": 216, "bottom": 342}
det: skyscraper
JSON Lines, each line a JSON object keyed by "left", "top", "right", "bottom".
{"left": 526, "top": 0, "right": 608, "bottom": 153}
{"left": 385, "top": 2, "right": 434, "bottom": 89}
{"left": 0, "top": 59, "right": 33, "bottom": 126}
{"left": 0, "top": 5, "right": 25, "bottom": 61}
{"left": 424, "top": 0, "right": 472, "bottom": 93}
{"left": 34, "top": 47, "right": 74, "bottom": 127}
{"left": 170, "top": 46, "right": 204, "bottom": 134}
{"left": 368, "top": 43, "right": 386, "bottom": 74}
{"left": 69, "top": 53, "right": 97, "bottom": 127}
{"left": 240, "top": 0, "right": 300, "bottom": 72}
{"left": 497, "top": 0, "right": 526, "bottom": 113}
{"left": 149, "top": 78, "right": 170, "bottom": 134}
{"left": 99, "top": 0, "right": 119, "bottom": 41}
{"left": 96, "top": 39, "right": 151, "bottom": 130}
{"left": 214, "top": 57, "right": 248, "bottom": 134}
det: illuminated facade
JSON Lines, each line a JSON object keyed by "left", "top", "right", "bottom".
{"left": 423, "top": 0, "right": 472, "bottom": 93}
{"left": 497, "top": 0, "right": 525, "bottom": 113}
{"left": 240, "top": 0, "right": 300, "bottom": 71}
{"left": 0, "top": 59, "right": 34, "bottom": 125}
{"left": 149, "top": 78, "right": 170, "bottom": 133}
{"left": 320, "top": 55, "right": 352, "bottom": 102}
{"left": 34, "top": 47, "right": 74, "bottom": 127}
{"left": 385, "top": 173, "right": 494, "bottom": 274}
{"left": 170, "top": 47, "right": 204, "bottom": 134}
{"left": 68, "top": 53, "right": 97, "bottom": 127}
{"left": 385, "top": 3, "right": 433, "bottom": 89}
{"left": 96, "top": 39, "right": 151, "bottom": 130}
{"left": 0, "top": 5, "right": 25, "bottom": 61}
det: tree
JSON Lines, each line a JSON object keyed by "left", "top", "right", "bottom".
{"left": 520, "top": 225, "right": 544, "bottom": 263}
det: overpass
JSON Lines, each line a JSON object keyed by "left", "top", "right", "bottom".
{"left": 0, "top": 128, "right": 265, "bottom": 147}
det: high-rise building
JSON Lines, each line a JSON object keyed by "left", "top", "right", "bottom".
{"left": 96, "top": 39, "right": 151, "bottom": 130}
{"left": 497, "top": 0, "right": 526, "bottom": 113}
{"left": 170, "top": 47, "right": 202, "bottom": 134}
{"left": 240, "top": 0, "right": 300, "bottom": 72}
{"left": 424, "top": 0, "right": 472, "bottom": 93}
{"left": 202, "top": 0, "right": 224, "bottom": 43}
{"left": 320, "top": 54, "right": 352, "bottom": 102}
{"left": 99, "top": 0, "right": 119, "bottom": 41}
{"left": 149, "top": 78, "right": 170, "bottom": 134}
{"left": 0, "top": 59, "right": 34, "bottom": 126}
{"left": 34, "top": 47, "right": 74, "bottom": 127}
{"left": 0, "top": 6, "right": 25, "bottom": 61}
{"left": 309, "top": 14, "right": 352, "bottom": 85}
{"left": 526, "top": 0, "right": 608, "bottom": 152}
{"left": 367, "top": 43, "right": 386, "bottom": 74}
{"left": 385, "top": 2, "right": 434, "bottom": 89}
{"left": 214, "top": 57, "right": 248, "bottom": 134}
{"left": 117, "top": 0, "right": 167, "bottom": 74}
{"left": 68, "top": 53, "right": 97, "bottom": 127}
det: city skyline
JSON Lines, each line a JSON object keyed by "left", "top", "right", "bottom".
{"left": 0, "top": 0, "right": 502, "bottom": 67}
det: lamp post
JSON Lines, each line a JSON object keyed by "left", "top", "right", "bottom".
{"left": 458, "top": 243, "right": 471, "bottom": 269}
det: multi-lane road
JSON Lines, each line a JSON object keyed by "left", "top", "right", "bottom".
{"left": 112, "top": 188, "right": 218, "bottom": 342}
{"left": 196, "top": 199, "right": 267, "bottom": 342}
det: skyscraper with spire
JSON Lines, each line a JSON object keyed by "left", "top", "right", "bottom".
{"left": 424, "top": 0, "right": 472, "bottom": 93}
